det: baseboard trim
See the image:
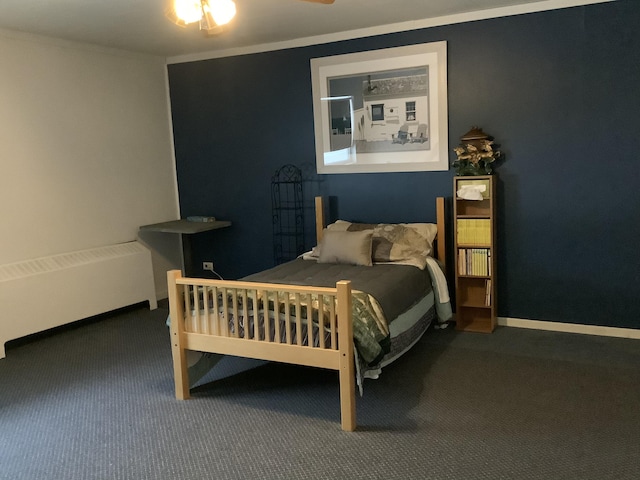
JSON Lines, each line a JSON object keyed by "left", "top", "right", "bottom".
{"left": 498, "top": 317, "right": 640, "bottom": 340}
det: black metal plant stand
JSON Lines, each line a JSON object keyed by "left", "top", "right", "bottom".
{"left": 271, "top": 164, "right": 304, "bottom": 264}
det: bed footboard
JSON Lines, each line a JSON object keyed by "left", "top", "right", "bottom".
{"left": 167, "top": 270, "right": 356, "bottom": 431}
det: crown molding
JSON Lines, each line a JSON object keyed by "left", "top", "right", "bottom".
{"left": 167, "top": 0, "right": 614, "bottom": 64}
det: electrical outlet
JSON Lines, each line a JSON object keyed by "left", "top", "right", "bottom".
{"left": 203, "top": 261, "right": 214, "bottom": 272}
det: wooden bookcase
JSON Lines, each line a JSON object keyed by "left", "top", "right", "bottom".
{"left": 453, "top": 175, "right": 497, "bottom": 333}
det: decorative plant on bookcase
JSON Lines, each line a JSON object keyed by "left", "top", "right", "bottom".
{"left": 452, "top": 127, "right": 503, "bottom": 176}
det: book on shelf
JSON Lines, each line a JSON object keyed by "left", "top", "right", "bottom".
{"left": 456, "top": 219, "right": 491, "bottom": 245}
{"left": 485, "top": 279, "right": 492, "bottom": 306}
{"left": 457, "top": 248, "right": 491, "bottom": 276}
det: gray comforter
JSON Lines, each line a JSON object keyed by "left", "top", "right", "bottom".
{"left": 241, "top": 258, "right": 433, "bottom": 323}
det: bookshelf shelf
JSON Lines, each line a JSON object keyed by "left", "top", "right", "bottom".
{"left": 453, "top": 175, "right": 497, "bottom": 333}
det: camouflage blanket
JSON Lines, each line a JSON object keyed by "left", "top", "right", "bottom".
{"left": 225, "top": 288, "right": 390, "bottom": 366}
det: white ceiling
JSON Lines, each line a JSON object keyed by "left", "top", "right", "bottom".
{"left": 0, "top": 0, "right": 606, "bottom": 60}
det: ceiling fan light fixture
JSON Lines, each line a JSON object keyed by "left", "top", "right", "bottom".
{"left": 172, "top": 0, "right": 204, "bottom": 25}
{"left": 170, "top": 0, "right": 329, "bottom": 35}
{"left": 205, "top": 0, "right": 237, "bottom": 26}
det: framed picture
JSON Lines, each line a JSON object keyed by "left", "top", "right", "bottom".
{"left": 311, "top": 41, "right": 448, "bottom": 174}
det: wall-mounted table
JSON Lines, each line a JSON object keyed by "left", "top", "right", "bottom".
{"left": 139, "top": 219, "right": 231, "bottom": 276}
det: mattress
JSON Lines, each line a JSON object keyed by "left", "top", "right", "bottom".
{"left": 241, "top": 258, "right": 433, "bottom": 324}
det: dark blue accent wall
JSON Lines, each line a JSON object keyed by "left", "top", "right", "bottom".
{"left": 168, "top": 1, "right": 640, "bottom": 329}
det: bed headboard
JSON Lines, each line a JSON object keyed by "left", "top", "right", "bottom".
{"left": 314, "top": 196, "right": 446, "bottom": 268}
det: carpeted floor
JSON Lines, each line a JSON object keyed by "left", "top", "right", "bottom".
{"left": 1, "top": 301, "right": 639, "bottom": 480}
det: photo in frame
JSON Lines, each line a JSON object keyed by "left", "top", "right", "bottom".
{"left": 310, "top": 41, "right": 448, "bottom": 174}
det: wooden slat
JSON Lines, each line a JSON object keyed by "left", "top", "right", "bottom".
{"left": 167, "top": 270, "right": 190, "bottom": 400}
{"left": 221, "top": 288, "right": 229, "bottom": 337}
{"left": 241, "top": 289, "right": 249, "bottom": 339}
{"left": 184, "top": 332, "right": 341, "bottom": 370}
{"left": 273, "top": 291, "right": 281, "bottom": 343}
{"left": 184, "top": 285, "right": 192, "bottom": 332}
{"left": 203, "top": 286, "right": 210, "bottom": 335}
{"left": 259, "top": 290, "right": 270, "bottom": 343}
{"left": 193, "top": 285, "right": 202, "bottom": 334}
{"left": 200, "top": 286, "right": 206, "bottom": 333}
{"left": 329, "top": 299, "right": 337, "bottom": 350}
{"left": 336, "top": 280, "right": 355, "bottom": 431}
{"left": 295, "top": 293, "right": 302, "bottom": 346}
{"left": 212, "top": 286, "right": 220, "bottom": 336}
{"left": 231, "top": 289, "right": 239, "bottom": 338}
{"left": 252, "top": 289, "right": 260, "bottom": 340}
{"left": 175, "top": 277, "right": 338, "bottom": 295}
{"left": 306, "top": 292, "right": 314, "bottom": 347}
{"left": 284, "top": 298, "right": 292, "bottom": 344}
{"left": 318, "top": 294, "right": 325, "bottom": 349}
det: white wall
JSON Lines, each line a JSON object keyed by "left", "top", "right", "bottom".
{"left": 0, "top": 30, "right": 181, "bottom": 298}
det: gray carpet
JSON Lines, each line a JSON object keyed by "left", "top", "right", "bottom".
{"left": 1, "top": 301, "right": 639, "bottom": 480}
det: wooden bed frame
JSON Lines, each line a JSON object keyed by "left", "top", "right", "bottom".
{"left": 167, "top": 196, "right": 446, "bottom": 431}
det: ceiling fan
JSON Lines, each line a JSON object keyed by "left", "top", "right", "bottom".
{"left": 167, "top": 0, "right": 335, "bottom": 36}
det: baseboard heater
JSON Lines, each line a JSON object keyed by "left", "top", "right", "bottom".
{"left": 0, "top": 241, "right": 158, "bottom": 359}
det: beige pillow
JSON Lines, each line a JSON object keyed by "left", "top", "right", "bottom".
{"left": 317, "top": 230, "right": 373, "bottom": 266}
{"left": 325, "top": 220, "right": 438, "bottom": 268}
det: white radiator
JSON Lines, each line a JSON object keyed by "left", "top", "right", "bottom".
{"left": 0, "top": 241, "right": 158, "bottom": 358}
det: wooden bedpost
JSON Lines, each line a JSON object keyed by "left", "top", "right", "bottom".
{"left": 315, "top": 196, "right": 326, "bottom": 245}
{"left": 336, "top": 280, "right": 356, "bottom": 431}
{"left": 436, "top": 196, "right": 446, "bottom": 269}
{"left": 167, "top": 269, "right": 190, "bottom": 400}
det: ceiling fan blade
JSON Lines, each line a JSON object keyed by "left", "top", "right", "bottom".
{"left": 298, "top": 0, "right": 335, "bottom": 4}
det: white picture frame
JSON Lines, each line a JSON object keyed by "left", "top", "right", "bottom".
{"left": 311, "top": 41, "right": 448, "bottom": 174}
